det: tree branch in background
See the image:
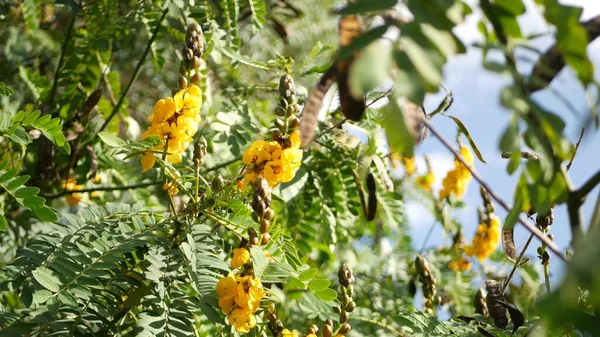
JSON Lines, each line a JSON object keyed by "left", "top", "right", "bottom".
{"left": 528, "top": 15, "right": 600, "bottom": 93}
{"left": 97, "top": 6, "right": 170, "bottom": 134}
{"left": 424, "top": 119, "right": 566, "bottom": 261}
{"left": 42, "top": 181, "right": 161, "bottom": 199}
{"left": 48, "top": 9, "right": 78, "bottom": 115}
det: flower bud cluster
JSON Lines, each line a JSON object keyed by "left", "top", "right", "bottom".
{"left": 415, "top": 254, "right": 437, "bottom": 314}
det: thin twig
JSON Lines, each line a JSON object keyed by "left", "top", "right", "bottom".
{"left": 307, "top": 118, "right": 348, "bottom": 146}
{"left": 566, "top": 127, "right": 585, "bottom": 171}
{"left": 366, "top": 88, "right": 393, "bottom": 108}
{"left": 424, "top": 119, "right": 566, "bottom": 261}
{"left": 502, "top": 233, "right": 535, "bottom": 293}
{"left": 419, "top": 220, "right": 437, "bottom": 252}
{"left": 41, "top": 181, "right": 161, "bottom": 198}
{"left": 350, "top": 316, "right": 408, "bottom": 337}
{"left": 48, "top": 9, "right": 78, "bottom": 114}
{"left": 97, "top": 6, "right": 169, "bottom": 133}
{"left": 204, "top": 156, "right": 243, "bottom": 172}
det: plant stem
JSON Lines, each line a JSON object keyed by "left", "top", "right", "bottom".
{"left": 419, "top": 220, "right": 437, "bottom": 252}
{"left": 97, "top": 6, "right": 169, "bottom": 134}
{"left": 566, "top": 127, "right": 585, "bottom": 171}
{"left": 544, "top": 263, "right": 551, "bottom": 293}
{"left": 424, "top": 119, "right": 566, "bottom": 261}
{"left": 41, "top": 181, "right": 160, "bottom": 198}
{"left": 204, "top": 156, "right": 242, "bottom": 172}
{"left": 308, "top": 118, "right": 348, "bottom": 146}
{"left": 48, "top": 9, "right": 77, "bottom": 114}
{"left": 350, "top": 316, "right": 408, "bottom": 337}
{"left": 502, "top": 233, "right": 534, "bottom": 293}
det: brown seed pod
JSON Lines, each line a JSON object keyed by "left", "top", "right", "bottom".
{"left": 502, "top": 226, "right": 517, "bottom": 262}
{"left": 485, "top": 280, "right": 508, "bottom": 329}
{"left": 474, "top": 288, "right": 488, "bottom": 316}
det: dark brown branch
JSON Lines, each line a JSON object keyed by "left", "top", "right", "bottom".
{"left": 566, "top": 127, "right": 586, "bottom": 171}
{"left": 424, "top": 119, "right": 566, "bottom": 261}
{"left": 41, "top": 181, "right": 161, "bottom": 199}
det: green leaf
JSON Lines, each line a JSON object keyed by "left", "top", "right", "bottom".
{"left": 98, "top": 132, "right": 127, "bottom": 148}
{"left": 308, "top": 279, "right": 331, "bottom": 292}
{"left": 0, "top": 215, "right": 7, "bottom": 231}
{"left": 348, "top": 41, "right": 392, "bottom": 99}
{"left": 315, "top": 288, "right": 337, "bottom": 302}
{"left": 499, "top": 115, "right": 520, "bottom": 153}
{"left": 298, "top": 268, "right": 318, "bottom": 282}
{"left": 32, "top": 267, "right": 61, "bottom": 292}
{"left": 447, "top": 116, "right": 486, "bottom": 163}
{"left": 334, "top": 0, "right": 397, "bottom": 15}
{"left": 14, "top": 186, "right": 41, "bottom": 199}
{"left": 32, "top": 290, "right": 53, "bottom": 304}
{"left": 6, "top": 175, "right": 30, "bottom": 191}
{"left": 32, "top": 207, "right": 59, "bottom": 222}
{"left": 250, "top": 246, "right": 269, "bottom": 279}
{"left": 338, "top": 25, "right": 389, "bottom": 62}
{"left": 401, "top": 35, "right": 442, "bottom": 87}
{"left": 382, "top": 96, "right": 416, "bottom": 157}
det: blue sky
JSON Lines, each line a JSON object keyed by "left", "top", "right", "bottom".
{"left": 403, "top": 0, "right": 600, "bottom": 286}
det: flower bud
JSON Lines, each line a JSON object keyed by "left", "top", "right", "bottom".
{"left": 333, "top": 306, "right": 341, "bottom": 314}
{"left": 289, "top": 116, "right": 300, "bottom": 129}
{"left": 262, "top": 208, "right": 275, "bottom": 221}
{"left": 191, "top": 56, "right": 200, "bottom": 69}
{"left": 274, "top": 106, "right": 286, "bottom": 117}
{"left": 323, "top": 324, "right": 333, "bottom": 337}
{"left": 254, "top": 177, "right": 271, "bottom": 200}
{"left": 179, "top": 64, "right": 187, "bottom": 76}
{"left": 326, "top": 319, "right": 333, "bottom": 327}
{"left": 275, "top": 119, "right": 285, "bottom": 132}
{"left": 261, "top": 233, "right": 271, "bottom": 245}
{"left": 340, "top": 311, "right": 349, "bottom": 323}
{"left": 339, "top": 323, "right": 352, "bottom": 335}
{"left": 279, "top": 74, "right": 296, "bottom": 101}
{"left": 283, "top": 138, "right": 292, "bottom": 148}
{"left": 260, "top": 218, "right": 270, "bottom": 233}
{"left": 191, "top": 72, "right": 201, "bottom": 84}
{"left": 346, "top": 300, "right": 356, "bottom": 312}
{"left": 272, "top": 130, "right": 282, "bottom": 141}
{"left": 212, "top": 174, "right": 224, "bottom": 192}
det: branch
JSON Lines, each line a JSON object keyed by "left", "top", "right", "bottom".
{"left": 424, "top": 119, "right": 566, "bottom": 261}
{"left": 41, "top": 181, "right": 161, "bottom": 198}
{"left": 203, "top": 156, "right": 242, "bottom": 172}
{"left": 97, "top": 6, "right": 169, "bottom": 133}
{"left": 566, "top": 127, "right": 585, "bottom": 171}
{"left": 502, "top": 233, "right": 534, "bottom": 293}
{"left": 48, "top": 9, "right": 78, "bottom": 114}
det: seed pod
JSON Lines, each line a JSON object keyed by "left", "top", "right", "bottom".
{"left": 261, "top": 233, "right": 271, "bottom": 245}
{"left": 191, "top": 72, "right": 201, "bottom": 84}
{"left": 289, "top": 116, "right": 300, "bottom": 129}
{"left": 339, "top": 323, "right": 352, "bottom": 335}
{"left": 263, "top": 208, "right": 275, "bottom": 221}
{"left": 474, "top": 288, "right": 488, "bottom": 316}
{"left": 260, "top": 218, "right": 270, "bottom": 233}
{"left": 340, "top": 311, "right": 349, "bottom": 323}
{"left": 485, "top": 280, "right": 508, "bottom": 329}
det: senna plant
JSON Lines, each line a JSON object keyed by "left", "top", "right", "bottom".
{"left": 1, "top": 1, "right": 600, "bottom": 337}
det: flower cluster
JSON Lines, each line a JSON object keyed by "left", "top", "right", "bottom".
{"left": 61, "top": 178, "right": 83, "bottom": 206}
{"left": 465, "top": 214, "right": 501, "bottom": 261}
{"left": 448, "top": 257, "right": 471, "bottom": 271}
{"left": 416, "top": 171, "right": 435, "bottom": 191}
{"left": 140, "top": 85, "right": 203, "bottom": 172}
{"left": 439, "top": 145, "right": 473, "bottom": 199}
{"left": 216, "top": 273, "right": 265, "bottom": 333}
{"left": 243, "top": 131, "right": 302, "bottom": 187}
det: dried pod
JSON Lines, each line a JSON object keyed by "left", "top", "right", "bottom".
{"left": 502, "top": 226, "right": 517, "bottom": 262}
{"left": 485, "top": 280, "right": 508, "bottom": 329}
{"left": 474, "top": 288, "right": 489, "bottom": 316}
{"left": 497, "top": 299, "right": 525, "bottom": 335}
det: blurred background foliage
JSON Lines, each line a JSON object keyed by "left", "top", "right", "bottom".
{"left": 0, "top": 0, "right": 599, "bottom": 336}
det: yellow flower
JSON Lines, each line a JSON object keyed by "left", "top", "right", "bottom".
{"left": 228, "top": 308, "right": 256, "bottom": 333}
{"left": 281, "top": 329, "right": 300, "bottom": 337}
{"left": 243, "top": 140, "right": 270, "bottom": 165}
{"left": 264, "top": 160, "right": 284, "bottom": 186}
{"left": 402, "top": 156, "right": 416, "bottom": 176}
{"left": 465, "top": 215, "right": 501, "bottom": 262}
{"left": 218, "top": 296, "right": 235, "bottom": 313}
{"left": 243, "top": 171, "right": 260, "bottom": 186}
{"left": 231, "top": 248, "right": 250, "bottom": 268}
{"left": 140, "top": 86, "right": 202, "bottom": 172}
{"left": 306, "top": 334, "right": 317, "bottom": 337}
{"left": 449, "top": 257, "right": 471, "bottom": 271}
{"left": 417, "top": 171, "right": 435, "bottom": 191}
{"left": 439, "top": 146, "right": 473, "bottom": 200}
{"left": 216, "top": 275, "right": 238, "bottom": 299}
{"left": 61, "top": 178, "right": 84, "bottom": 206}
{"left": 289, "top": 130, "right": 301, "bottom": 148}
{"left": 163, "top": 180, "right": 178, "bottom": 196}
